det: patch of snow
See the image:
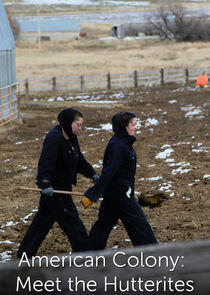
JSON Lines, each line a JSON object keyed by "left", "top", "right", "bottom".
{"left": 78, "top": 100, "right": 119, "bottom": 104}
{"left": 85, "top": 127, "right": 101, "bottom": 131}
{"left": 109, "top": 93, "right": 125, "bottom": 99}
{"left": 1, "top": 221, "right": 18, "bottom": 228}
{"left": 173, "top": 142, "right": 191, "bottom": 146}
{"left": 112, "top": 245, "right": 119, "bottom": 249}
{"left": 0, "top": 251, "right": 12, "bottom": 263}
{"left": 145, "top": 118, "right": 159, "bottom": 127}
{"left": 56, "top": 96, "right": 64, "bottom": 101}
{"left": 168, "top": 162, "right": 190, "bottom": 167}
{"left": 100, "top": 123, "right": 112, "bottom": 131}
{"left": 181, "top": 105, "right": 204, "bottom": 119}
{"left": 18, "top": 165, "right": 28, "bottom": 170}
{"left": 0, "top": 240, "right": 13, "bottom": 244}
{"left": 20, "top": 213, "right": 33, "bottom": 223}
{"left": 146, "top": 176, "right": 162, "bottom": 181}
{"left": 165, "top": 158, "right": 174, "bottom": 163}
{"left": 171, "top": 167, "right": 191, "bottom": 175}
{"left": 156, "top": 148, "right": 174, "bottom": 159}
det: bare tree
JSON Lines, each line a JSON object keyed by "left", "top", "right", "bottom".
{"left": 146, "top": 3, "right": 210, "bottom": 42}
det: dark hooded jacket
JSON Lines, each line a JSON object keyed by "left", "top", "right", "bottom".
{"left": 36, "top": 108, "right": 96, "bottom": 190}
{"left": 84, "top": 113, "right": 136, "bottom": 202}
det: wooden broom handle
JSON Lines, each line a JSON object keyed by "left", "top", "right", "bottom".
{"left": 19, "top": 186, "right": 84, "bottom": 196}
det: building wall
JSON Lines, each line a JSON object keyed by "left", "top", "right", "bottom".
{"left": 0, "top": 50, "right": 16, "bottom": 88}
{"left": 112, "top": 23, "right": 147, "bottom": 38}
{"left": 0, "top": 0, "right": 17, "bottom": 123}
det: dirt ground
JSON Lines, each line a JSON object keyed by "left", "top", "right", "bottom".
{"left": 0, "top": 86, "right": 209, "bottom": 262}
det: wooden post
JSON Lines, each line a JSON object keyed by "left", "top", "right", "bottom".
{"left": 81, "top": 75, "right": 85, "bottom": 93}
{"left": 52, "top": 77, "right": 56, "bottom": 96}
{"left": 1, "top": 88, "right": 3, "bottom": 125}
{"left": 37, "top": 6, "right": 41, "bottom": 51}
{"left": 185, "top": 67, "right": 189, "bottom": 85}
{"left": 107, "top": 73, "right": 111, "bottom": 90}
{"left": 160, "top": 68, "right": 164, "bottom": 87}
{"left": 134, "top": 70, "right": 138, "bottom": 88}
{"left": 25, "top": 79, "right": 29, "bottom": 98}
{"left": 17, "top": 83, "right": 21, "bottom": 115}
{"left": 9, "top": 85, "right": 12, "bottom": 120}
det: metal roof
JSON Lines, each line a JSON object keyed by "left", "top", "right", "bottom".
{"left": 19, "top": 19, "right": 80, "bottom": 33}
{"left": 0, "top": 0, "right": 15, "bottom": 50}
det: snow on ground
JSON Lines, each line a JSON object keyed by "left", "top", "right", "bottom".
{"left": 0, "top": 251, "right": 12, "bottom": 263}
{"left": 181, "top": 104, "right": 204, "bottom": 119}
{"left": 155, "top": 145, "right": 174, "bottom": 159}
{"left": 1, "top": 89, "right": 209, "bottom": 262}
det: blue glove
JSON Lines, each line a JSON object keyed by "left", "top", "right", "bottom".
{"left": 41, "top": 186, "right": 54, "bottom": 197}
{"left": 92, "top": 174, "right": 99, "bottom": 183}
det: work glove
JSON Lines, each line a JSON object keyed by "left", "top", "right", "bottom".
{"left": 41, "top": 186, "right": 54, "bottom": 197}
{"left": 81, "top": 196, "right": 94, "bottom": 209}
{"left": 92, "top": 174, "right": 99, "bottom": 183}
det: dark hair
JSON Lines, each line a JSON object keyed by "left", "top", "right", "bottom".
{"left": 121, "top": 111, "right": 136, "bottom": 127}
{"left": 73, "top": 111, "right": 83, "bottom": 121}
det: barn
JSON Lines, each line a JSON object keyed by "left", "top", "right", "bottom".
{"left": 0, "top": 0, "right": 18, "bottom": 125}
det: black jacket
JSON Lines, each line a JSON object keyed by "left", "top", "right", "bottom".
{"left": 85, "top": 133, "right": 136, "bottom": 202}
{"left": 36, "top": 125, "right": 95, "bottom": 190}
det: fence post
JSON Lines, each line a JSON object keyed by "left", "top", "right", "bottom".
{"left": 80, "top": 75, "right": 85, "bottom": 93}
{"left": 17, "top": 83, "right": 21, "bottom": 115}
{"left": 185, "top": 68, "right": 189, "bottom": 85}
{"left": 107, "top": 73, "right": 111, "bottom": 90}
{"left": 134, "top": 70, "right": 138, "bottom": 88}
{"left": 25, "top": 79, "right": 29, "bottom": 98}
{"left": 52, "top": 77, "right": 56, "bottom": 96}
{"left": 160, "top": 68, "right": 164, "bottom": 87}
{"left": 1, "top": 88, "right": 3, "bottom": 125}
{"left": 9, "top": 86, "right": 12, "bottom": 120}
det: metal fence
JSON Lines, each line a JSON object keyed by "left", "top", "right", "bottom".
{"left": 0, "top": 82, "right": 20, "bottom": 126}
{"left": 19, "top": 66, "right": 210, "bottom": 97}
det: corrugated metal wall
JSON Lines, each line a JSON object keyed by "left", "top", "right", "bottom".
{"left": 0, "top": 0, "right": 17, "bottom": 123}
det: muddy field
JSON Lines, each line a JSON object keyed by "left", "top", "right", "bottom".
{"left": 0, "top": 86, "right": 209, "bottom": 262}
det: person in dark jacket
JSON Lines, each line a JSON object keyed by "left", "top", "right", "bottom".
{"left": 17, "top": 108, "right": 98, "bottom": 258}
{"left": 81, "top": 111, "right": 157, "bottom": 250}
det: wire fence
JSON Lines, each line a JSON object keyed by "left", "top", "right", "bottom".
{"left": 0, "top": 82, "right": 20, "bottom": 126}
{"left": 1, "top": 66, "right": 209, "bottom": 126}
{"left": 19, "top": 66, "right": 210, "bottom": 97}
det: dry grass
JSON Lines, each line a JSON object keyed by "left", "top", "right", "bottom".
{"left": 16, "top": 36, "right": 210, "bottom": 81}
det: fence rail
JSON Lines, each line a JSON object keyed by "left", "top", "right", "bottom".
{"left": 19, "top": 66, "right": 210, "bottom": 97}
{"left": 0, "top": 82, "right": 20, "bottom": 126}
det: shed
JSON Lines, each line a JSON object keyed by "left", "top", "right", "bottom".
{"left": 18, "top": 18, "right": 81, "bottom": 41}
{"left": 0, "top": 0, "right": 18, "bottom": 125}
{"left": 111, "top": 23, "right": 147, "bottom": 38}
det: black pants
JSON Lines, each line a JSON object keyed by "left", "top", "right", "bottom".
{"left": 17, "top": 194, "right": 88, "bottom": 258}
{"left": 88, "top": 193, "right": 157, "bottom": 250}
